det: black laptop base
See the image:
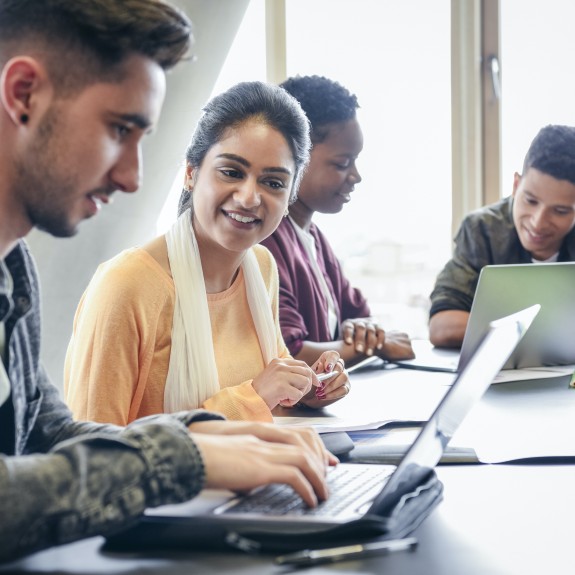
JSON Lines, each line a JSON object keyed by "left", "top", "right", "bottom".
{"left": 104, "top": 472, "right": 442, "bottom": 555}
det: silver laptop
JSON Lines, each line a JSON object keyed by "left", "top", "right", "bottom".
{"left": 144, "top": 305, "right": 539, "bottom": 530}
{"left": 459, "top": 262, "right": 575, "bottom": 370}
{"left": 397, "top": 262, "right": 575, "bottom": 373}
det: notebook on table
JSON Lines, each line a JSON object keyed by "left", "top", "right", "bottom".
{"left": 106, "top": 305, "right": 539, "bottom": 553}
{"left": 396, "top": 261, "right": 575, "bottom": 373}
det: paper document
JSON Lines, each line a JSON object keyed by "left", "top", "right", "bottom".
{"left": 451, "top": 376, "right": 575, "bottom": 462}
{"left": 273, "top": 416, "right": 401, "bottom": 434}
{"left": 493, "top": 365, "right": 575, "bottom": 384}
{"left": 273, "top": 370, "right": 452, "bottom": 433}
{"left": 474, "top": 437, "right": 575, "bottom": 464}
{"left": 347, "top": 427, "right": 478, "bottom": 464}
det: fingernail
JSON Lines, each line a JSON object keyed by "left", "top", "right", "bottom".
{"left": 326, "top": 363, "right": 334, "bottom": 372}
{"left": 366, "top": 348, "right": 373, "bottom": 356}
{"left": 356, "top": 343, "right": 364, "bottom": 352}
{"left": 377, "top": 343, "right": 383, "bottom": 349}
{"left": 316, "top": 391, "right": 326, "bottom": 399}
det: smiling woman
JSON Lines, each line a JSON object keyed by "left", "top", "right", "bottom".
{"left": 182, "top": 119, "right": 296, "bottom": 267}
{"left": 169, "top": 0, "right": 452, "bottom": 349}
{"left": 64, "top": 80, "right": 352, "bottom": 426}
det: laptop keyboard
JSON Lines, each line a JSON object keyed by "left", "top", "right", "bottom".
{"left": 219, "top": 464, "right": 391, "bottom": 517}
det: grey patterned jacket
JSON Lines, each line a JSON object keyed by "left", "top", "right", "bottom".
{"left": 0, "top": 241, "right": 224, "bottom": 562}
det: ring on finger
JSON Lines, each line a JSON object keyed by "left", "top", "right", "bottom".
{"left": 336, "top": 358, "right": 345, "bottom": 369}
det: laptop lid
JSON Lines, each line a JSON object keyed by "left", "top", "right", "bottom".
{"left": 459, "top": 262, "right": 575, "bottom": 370}
{"left": 142, "top": 305, "right": 538, "bottom": 531}
{"left": 369, "top": 304, "right": 540, "bottom": 514}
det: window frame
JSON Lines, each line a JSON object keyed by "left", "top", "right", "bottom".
{"left": 263, "top": 0, "right": 502, "bottom": 238}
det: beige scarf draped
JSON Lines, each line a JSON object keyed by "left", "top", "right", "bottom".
{"left": 164, "top": 208, "right": 278, "bottom": 412}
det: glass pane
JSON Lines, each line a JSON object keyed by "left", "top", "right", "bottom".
{"left": 501, "top": 0, "right": 575, "bottom": 193}
{"left": 209, "top": 0, "right": 266, "bottom": 95}
{"left": 285, "top": 0, "right": 452, "bottom": 338}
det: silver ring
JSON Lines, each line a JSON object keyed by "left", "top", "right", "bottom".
{"left": 336, "top": 358, "right": 345, "bottom": 368}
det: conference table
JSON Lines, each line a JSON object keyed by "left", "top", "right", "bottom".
{"left": 2, "top": 363, "right": 574, "bottom": 574}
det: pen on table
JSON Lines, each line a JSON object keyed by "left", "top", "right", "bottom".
{"left": 346, "top": 354, "right": 384, "bottom": 374}
{"left": 274, "top": 536, "right": 418, "bottom": 567}
{"left": 316, "top": 354, "right": 384, "bottom": 382}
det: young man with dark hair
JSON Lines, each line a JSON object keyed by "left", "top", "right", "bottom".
{"left": 0, "top": 0, "right": 332, "bottom": 562}
{"left": 429, "top": 124, "right": 575, "bottom": 348}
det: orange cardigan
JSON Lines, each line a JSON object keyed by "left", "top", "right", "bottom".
{"left": 64, "top": 244, "right": 289, "bottom": 424}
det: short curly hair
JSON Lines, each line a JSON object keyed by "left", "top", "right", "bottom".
{"left": 280, "top": 75, "right": 359, "bottom": 143}
{"left": 523, "top": 125, "right": 575, "bottom": 185}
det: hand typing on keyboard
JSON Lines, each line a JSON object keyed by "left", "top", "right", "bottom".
{"left": 188, "top": 420, "right": 339, "bottom": 508}
{"left": 223, "top": 464, "right": 388, "bottom": 519}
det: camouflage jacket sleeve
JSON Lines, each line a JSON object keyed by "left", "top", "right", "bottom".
{"left": 0, "top": 409, "right": 222, "bottom": 563}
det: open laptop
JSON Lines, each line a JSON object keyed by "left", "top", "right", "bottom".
{"left": 396, "top": 261, "right": 575, "bottom": 373}
{"left": 113, "top": 305, "right": 538, "bottom": 541}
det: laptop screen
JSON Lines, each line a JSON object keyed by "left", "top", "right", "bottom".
{"left": 370, "top": 304, "right": 540, "bottom": 514}
{"left": 459, "top": 262, "right": 575, "bottom": 370}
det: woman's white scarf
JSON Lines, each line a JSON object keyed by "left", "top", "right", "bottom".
{"left": 164, "top": 208, "right": 278, "bottom": 412}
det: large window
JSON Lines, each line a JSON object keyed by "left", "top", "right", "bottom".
{"left": 157, "top": 1, "right": 575, "bottom": 343}
{"left": 500, "top": 0, "right": 575, "bottom": 192}
{"left": 284, "top": 0, "right": 452, "bottom": 338}
{"left": 163, "top": 0, "right": 453, "bottom": 339}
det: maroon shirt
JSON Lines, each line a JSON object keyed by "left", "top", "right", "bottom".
{"left": 261, "top": 218, "right": 370, "bottom": 356}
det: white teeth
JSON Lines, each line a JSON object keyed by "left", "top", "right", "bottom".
{"left": 228, "top": 213, "right": 256, "bottom": 224}
{"left": 90, "top": 195, "right": 103, "bottom": 210}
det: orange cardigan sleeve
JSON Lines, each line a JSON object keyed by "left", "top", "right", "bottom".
{"left": 202, "top": 381, "right": 273, "bottom": 422}
{"left": 64, "top": 249, "right": 174, "bottom": 425}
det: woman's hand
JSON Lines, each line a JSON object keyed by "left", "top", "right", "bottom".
{"left": 251, "top": 357, "right": 318, "bottom": 409}
{"left": 299, "top": 352, "right": 350, "bottom": 409}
